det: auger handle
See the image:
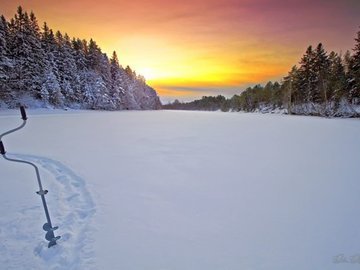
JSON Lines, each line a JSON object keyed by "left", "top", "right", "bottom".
{"left": 20, "top": 106, "right": 27, "bottom": 120}
{"left": 0, "top": 141, "right": 5, "bottom": 155}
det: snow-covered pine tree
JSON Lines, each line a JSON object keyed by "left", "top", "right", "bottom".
{"left": 110, "top": 51, "right": 123, "bottom": 109}
{"left": 27, "top": 11, "right": 47, "bottom": 100}
{"left": 87, "top": 39, "right": 101, "bottom": 71}
{"left": 54, "top": 31, "right": 80, "bottom": 105}
{"left": 63, "top": 33, "right": 81, "bottom": 104}
{"left": 43, "top": 52, "right": 64, "bottom": 106}
{"left": 41, "top": 64, "right": 64, "bottom": 107}
{"left": 298, "top": 46, "right": 316, "bottom": 104}
{"left": 40, "top": 22, "right": 62, "bottom": 106}
{"left": 283, "top": 66, "right": 298, "bottom": 112}
{"left": 0, "top": 15, "right": 14, "bottom": 104}
{"left": 82, "top": 39, "right": 100, "bottom": 108}
{"left": 343, "top": 50, "right": 352, "bottom": 73}
{"left": 348, "top": 28, "right": 360, "bottom": 104}
{"left": 125, "top": 65, "right": 134, "bottom": 79}
{"left": 328, "top": 51, "right": 346, "bottom": 106}
{"left": 7, "top": 7, "right": 46, "bottom": 102}
{"left": 121, "top": 65, "right": 140, "bottom": 109}
{"left": 97, "top": 53, "right": 112, "bottom": 109}
{"left": 41, "top": 22, "right": 58, "bottom": 55}
{"left": 7, "top": 8, "right": 28, "bottom": 99}
{"left": 71, "top": 38, "right": 87, "bottom": 71}
{"left": 0, "top": 16, "right": 8, "bottom": 80}
{"left": 271, "top": 81, "right": 282, "bottom": 108}
{"left": 83, "top": 39, "right": 112, "bottom": 109}
{"left": 263, "top": 81, "right": 273, "bottom": 106}
{"left": 71, "top": 38, "right": 89, "bottom": 106}
{"left": 313, "top": 43, "right": 330, "bottom": 105}
{"left": 93, "top": 75, "right": 110, "bottom": 109}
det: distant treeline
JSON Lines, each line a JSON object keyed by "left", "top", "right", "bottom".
{"left": 0, "top": 7, "right": 161, "bottom": 110}
{"left": 164, "top": 28, "right": 360, "bottom": 117}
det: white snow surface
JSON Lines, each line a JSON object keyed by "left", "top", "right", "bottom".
{"left": 0, "top": 110, "right": 360, "bottom": 270}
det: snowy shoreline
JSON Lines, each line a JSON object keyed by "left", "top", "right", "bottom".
{"left": 1, "top": 106, "right": 360, "bottom": 119}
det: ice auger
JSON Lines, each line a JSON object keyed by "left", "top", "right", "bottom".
{"left": 0, "top": 107, "right": 60, "bottom": 248}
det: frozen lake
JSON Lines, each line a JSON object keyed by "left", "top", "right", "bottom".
{"left": 1, "top": 110, "right": 360, "bottom": 269}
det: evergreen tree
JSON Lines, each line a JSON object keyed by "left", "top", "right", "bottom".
{"left": 98, "top": 52, "right": 111, "bottom": 92}
{"left": 328, "top": 51, "right": 346, "bottom": 105}
{"left": 63, "top": 33, "right": 81, "bottom": 103}
{"left": 348, "top": 28, "right": 360, "bottom": 104}
{"left": 71, "top": 38, "right": 89, "bottom": 105}
{"left": 40, "top": 22, "right": 61, "bottom": 106}
{"left": 87, "top": 39, "right": 101, "bottom": 70}
{"left": 8, "top": 6, "right": 46, "bottom": 100}
{"left": 283, "top": 66, "right": 300, "bottom": 112}
{"left": 42, "top": 65, "right": 64, "bottom": 106}
{"left": 54, "top": 31, "right": 80, "bottom": 104}
{"left": 125, "top": 65, "right": 134, "bottom": 78}
{"left": 313, "top": 43, "right": 330, "bottom": 104}
{"left": 0, "top": 16, "right": 9, "bottom": 78}
{"left": 298, "top": 46, "right": 316, "bottom": 103}
{"left": 263, "top": 81, "right": 273, "bottom": 105}
{"left": 71, "top": 38, "right": 87, "bottom": 71}
{"left": 27, "top": 10, "right": 46, "bottom": 99}
{"left": 271, "top": 81, "right": 282, "bottom": 108}
{"left": 343, "top": 50, "right": 352, "bottom": 73}
{"left": 0, "top": 15, "right": 13, "bottom": 102}
{"left": 110, "top": 51, "right": 123, "bottom": 109}
{"left": 41, "top": 22, "right": 57, "bottom": 53}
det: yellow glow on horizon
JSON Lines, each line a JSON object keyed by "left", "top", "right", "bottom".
{"left": 102, "top": 34, "right": 294, "bottom": 97}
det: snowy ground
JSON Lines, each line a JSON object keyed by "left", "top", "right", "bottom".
{"left": 0, "top": 110, "right": 360, "bottom": 270}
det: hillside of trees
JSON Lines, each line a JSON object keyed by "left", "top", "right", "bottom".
{"left": 0, "top": 7, "right": 162, "bottom": 110}
{"left": 164, "top": 28, "right": 360, "bottom": 117}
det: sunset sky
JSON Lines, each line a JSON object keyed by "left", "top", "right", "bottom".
{"left": 1, "top": 0, "right": 359, "bottom": 102}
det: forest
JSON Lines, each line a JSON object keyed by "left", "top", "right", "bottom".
{"left": 0, "top": 7, "right": 161, "bottom": 110}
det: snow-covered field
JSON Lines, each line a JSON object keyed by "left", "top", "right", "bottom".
{"left": 0, "top": 110, "right": 359, "bottom": 270}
